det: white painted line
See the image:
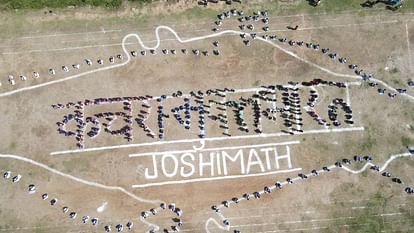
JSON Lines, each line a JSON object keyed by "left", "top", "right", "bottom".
{"left": 381, "top": 212, "right": 402, "bottom": 217}
{"left": 131, "top": 168, "right": 302, "bottom": 188}
{"left": 0, "top": 153, "right": 161, "bottom": 205}
{"left": 352, "top": 206, "right": 367, "bottom": 209}
{"left": 129, "top": 141, "right": 300, "bottom": 157}
{"left": 19, "top": 29, "right": 122, "bottom": 39}
{"left": 50, "top": 127, "right": 365, "bottom": 155}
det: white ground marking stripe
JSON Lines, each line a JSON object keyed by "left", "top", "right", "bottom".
{"left": 140, "top": 217, "right": 160, "bottom": 232}
{"left": 51, "top": 127, "right": 365, "bottom": 155}
{"left": 129, "top": 141, "right": 300, "bottom": 157}
{"left": 19, "top": 29, "right": 123, "bottom": 39}
{"left": 0, "top": 153, "right": 161, "bottom": 205}
{"left": 131, "top": 168, "right": 302, "bottom": 188}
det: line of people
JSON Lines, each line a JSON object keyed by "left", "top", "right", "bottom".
{"left": 211, "top": 151, "right": 414, "bottom": 232}
{"left": 141, "top": 202, "right": 183, "bottom": 233}
{"left": 213, "top": 8, "right": 412, "bottom": 100}
{"left": 3, "top": 44, "right": 220, "bottom": 88}
{"left": 2, "top": 170, "right": 135, "bottom": 232}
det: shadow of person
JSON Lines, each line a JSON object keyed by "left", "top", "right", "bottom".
{"left": 306, "top": 0, "right": 321, "bottom": 7}
{"left": 361, "top": 1, "right": 375, "bottom": 7}
{"left": 286, "top": 25, "right": 299, "bottom": 30}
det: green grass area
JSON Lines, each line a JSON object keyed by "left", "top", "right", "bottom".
{"left": 252, "top": 80, "right": 262, "bottom": 87}
{"left": 0, "top": 0, "right": 412, "bottom": 38}
{"left": 360, "top": 133, "right": 377, "bottom": 151}
{"left": 326, "top": 192, "right": 414, "bottom": 232}
{"left": 246, "top": 0, "right": 396, "bottom": 17}
{"left": 7, "top": 142, "right": 16, "bottom": 151}
{"left": 401, "top": 136, "right": 413, "bottom": 147}
{"left": 0, "top": 0, "right": 124, "bottom": 10}
{"left": 0, "top": 0, "right": 413, "bottom": 12}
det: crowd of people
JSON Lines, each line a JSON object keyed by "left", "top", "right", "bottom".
{"left": 212, "top": 150, "right": 414, "bottom": 232}
{"left": 52, "top": 76, "right": 361, "bottom": 150}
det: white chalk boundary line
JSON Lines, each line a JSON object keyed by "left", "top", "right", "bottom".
{"left": 129, "top": 141, "right": 300, "bottom": 157}
{"left": 19, "top": 29, "right": 123, "bottom": 40}
{"left": 0, "top": 153, "right": 161, "bottom": 205}
{"left": 51, "top": 127, "right": 365, "bottom": 155}
{"left": 132, "top": 168, "right": 302, "bottom": 188}
{"left": 204, "top": 152, "right": 413, "bottom": 232}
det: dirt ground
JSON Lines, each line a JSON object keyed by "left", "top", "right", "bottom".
{"left": 0, "top": 1, "right": 413, "bottom": 233}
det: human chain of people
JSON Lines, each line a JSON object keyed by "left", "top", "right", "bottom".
{"left": 207, "top": 150, "right": 414, "bottom": 233}
{"left": 0, "top": 9, "right": 413, "bottom": 101}
{"left": 1, "top": 167, "right": 136, "bottom": 232}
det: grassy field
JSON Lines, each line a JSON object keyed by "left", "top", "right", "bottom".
{"left": 0, "top": 0, "right": 412, "bottom": 40}
{"left": 0, "top": 0, "right": 124, "bottom": 10}
{"left": 0, "top": 0, "right": 413, "bottom": 12}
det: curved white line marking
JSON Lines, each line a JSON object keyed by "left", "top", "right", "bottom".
{"left": 204, "top": 152, "right": 413, "bottom": 232}
{"left": 2, "top": 26, "right": 411, "bottom": 102}
{"left": 140, "top": 217, "right": 160, "bottom": 233}
{"left": 193, "top": 140, "right": 206, "bottom": 151}
{"left": 205, "top": 217, "right": 230, "bottom": 233}
{"left": 341, "top": 152, "right": 413, "bottom": 174}
{"left": 0, "top": 153, "right": 161, "bottom": 205}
